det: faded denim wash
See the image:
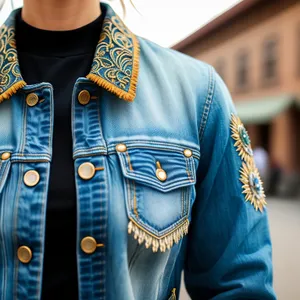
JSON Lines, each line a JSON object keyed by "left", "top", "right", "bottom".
{"left": 0, "top": 3, "right": 276, "bottom": 300}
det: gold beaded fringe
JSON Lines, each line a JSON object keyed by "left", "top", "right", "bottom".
{"left": 128, "top": 219, "right": 189, "bottom": 253}
{"left": 0, "top": 80, "right": 26, "bottom": 103}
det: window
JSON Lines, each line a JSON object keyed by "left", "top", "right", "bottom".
{"left": 215, "top": 58, "right": 226, "bottom": 82}
{"left": 236, "top": 50, "right": 250, "bottom": 90}
{"left": 262, "top": 37, "right": 278, "bottom": 82}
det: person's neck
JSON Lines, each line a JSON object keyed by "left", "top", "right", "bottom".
{"left": 22, "top": 0, "right": 101, "bottom": 31}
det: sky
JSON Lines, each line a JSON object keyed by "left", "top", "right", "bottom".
{"left": 0, "top": 0, "right": 242, "bottom": 47}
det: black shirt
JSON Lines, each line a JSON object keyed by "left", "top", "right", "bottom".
{"left": 16, "top": 10, "right": 103, "bottom": 299}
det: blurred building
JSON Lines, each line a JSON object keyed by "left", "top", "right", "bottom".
{"left": 173, "top": 0, "right": 300, "bottom": 197}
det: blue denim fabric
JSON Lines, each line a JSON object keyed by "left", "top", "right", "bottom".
{"left": 0, "top": 3, "right": 276, "bottom": 300}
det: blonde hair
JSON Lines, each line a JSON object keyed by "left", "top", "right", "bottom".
{"left": 119, "top": 0, "right": 136, "bottom": 15}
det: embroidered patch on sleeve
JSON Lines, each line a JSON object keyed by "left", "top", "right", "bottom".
{"left": 240, "top": 161, "right": 267, "bottom": 212}
{"left": 230, "top": 114, "right": 253, "bottom": 164}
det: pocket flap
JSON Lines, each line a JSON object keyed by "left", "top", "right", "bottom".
{"left": 116, "top": 147, "right": 196, "bottom": 192}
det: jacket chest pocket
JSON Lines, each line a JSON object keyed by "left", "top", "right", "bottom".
{"left": 116, "top": 145, "right": 197, "bottom": 252}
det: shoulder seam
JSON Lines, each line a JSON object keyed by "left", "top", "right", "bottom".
{"left": 198, "top": 65, "right": 216, "bottom": 142}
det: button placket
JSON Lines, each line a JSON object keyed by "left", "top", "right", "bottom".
{"left": 73, "top": 82, "right": 107, "bottom": 298}
{"left": 13, "top": 86, "right": 53, "bottom": 299}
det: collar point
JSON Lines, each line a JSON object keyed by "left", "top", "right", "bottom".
{"left": 86, "top": 73, "right": 136, "bottom": 102}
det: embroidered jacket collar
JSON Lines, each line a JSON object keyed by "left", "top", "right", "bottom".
{"left": 0, "top": 3, "right": 139, "bottom": 103}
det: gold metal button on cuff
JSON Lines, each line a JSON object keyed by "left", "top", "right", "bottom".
{"left": 116, "top": 143, "right": 127, "bottom": 152}
{"left": 17, "top": 246, "right": 32, "bottom": 263}
{"left": 78, "top": 90, "right": 91, "bottom": 105}
{"left": 1, "top": 152, "right": 10, "bottom": 160}
{"left": 81, "top": 236, "right": 104, "bottom": 254}
{"left": 24, "top": 170, "right": 40, "bottom": 187}
{"left": 183, "top": 149, "right": 193, "bottom": 158}
{"left": 78, "top": 162, "right": 95, "bottom": 180}
{"left": 26, "top": 93, "right": 39, "bottom": 107}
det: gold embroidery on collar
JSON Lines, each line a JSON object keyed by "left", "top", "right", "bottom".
{"left": 0, "top": 25, "right": 26, "bottom": 103}
{"left": 87, "top": 15, "right": 140, "bottom": 102}
{"left": 128, "top": 218, "right": 189, "bottom": 253}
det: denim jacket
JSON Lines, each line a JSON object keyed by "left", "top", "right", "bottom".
{"left": 0, "top": 3, "right": 276, "bottom": 300}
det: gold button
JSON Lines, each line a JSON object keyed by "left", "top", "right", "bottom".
{"left": 17, "top": 246, "right": 32, "bottom": 263}
{"left": 1, "top": 152, "right": 10, "bottom": 160}
{"left": 183, "top": 149, "right": 193, "bottom": 158}
{"left": 24, "top": 170, "right": 40, "bottom": 187}
{"left": 116, "top": 143, "right": 127, "bottom": 152}
{"left": 78, "top": 90, "right": 91, "bottom": 105}
{"left": 78, "top": 162, "right": 95, "bottom": 180}
{"left": 81, "top": 236, "right": 104, "bottom": 254}
{"left": 26, "top": 93, "right": 39, "bottom": 107}
{"left": 156, "top": 168, "right": 167, "bottom": 182}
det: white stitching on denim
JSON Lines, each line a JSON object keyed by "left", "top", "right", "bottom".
{"left": 129, "top": 203, "right": 189, "bottom": 237}
{"left": 189, "top": 156, "right": 196, "bottom": 179}
{"left": 123, "top": 170, "right": 194, "bottom": 191}
{"left": 96, "top": 94, "right": 106, "bottom": 149}
{"left": 119, "top": 150, "right": 195, "bottom": 190}
{"left": 48, "top": 88, "right": 53, "bottom": 151}
{"left": 13, "top": 163, "right": 24, "bottom": 300}
{"left": 0, "top": 160, "right": 10, "bottom": 190}
{"left": 36, "top": 164, "right": 49, "bottom": 299}
{"left": 125, "top": 177, "right": 132, "bottom": 211}
{"left": 199, "top": 65, "right": 216, "bottom": 142}
{"left": 71, "top": 83, "right": 77, "bottom": 159}
{"left": 184, "top": 157, "right": 195, "bottom": 183}
{"left": 109, "top": 140, "right": 200, "bottom": 153}
{"left": 20, "top": 95, "right": 27, "bottom": 154}
{"left": 73, "top": 146, "right": 107, "bottom": 154}
{"left": 99, "top": 156, "right": 108, "bottom": 297}
{"left": 0, "top": 161, "right": 8, "bottom": 299}
{"left": 21, "top": 85, "right": 52, "bottom": 93}
{"left": 181, "top": 187, "right": 184, "bottom": 218}
{"left": 109, "top": 146, "right": 200, "bottom": 160}
{"left": 12, "top": 153, "right": 51, "bottom": 157}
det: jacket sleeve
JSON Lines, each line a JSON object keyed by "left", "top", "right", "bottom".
{"left": 184, "top": 67, "right": 276, "bottom": 299}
